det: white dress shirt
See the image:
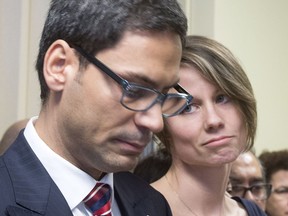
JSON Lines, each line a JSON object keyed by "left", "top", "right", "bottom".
{"left": 24, "top": 117, "right": 121, "bottom": 216}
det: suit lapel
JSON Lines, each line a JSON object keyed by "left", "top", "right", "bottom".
{"left": 5, "top": 205, "right": 44, "bottom": 216}
{"left": 3, "top": 132, "right": 72, "bottom": 215}
{"left": 114, "top": 172, "right": 172, "bottom": 216}
{"left": 114, "top": 173, "right": 136, "bottom": 215}
{"left": 113, "top": 172, "right": 154, "bottom": 216}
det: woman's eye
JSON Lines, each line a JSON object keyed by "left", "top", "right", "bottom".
{"left": 216, "top": 94, "right": 230, "bottom": 104}
{"left": 274, "top": 187, "right": 288, "bottom": 194}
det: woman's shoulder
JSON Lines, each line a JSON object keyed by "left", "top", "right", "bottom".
{"left": 231, "top": 196, "right": 267, "bottom": 216}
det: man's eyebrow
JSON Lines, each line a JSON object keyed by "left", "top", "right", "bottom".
{"left": 249, "top": 178, "right": 265, "bottom": 184}
{"left": 123, "top": 71, "right": 178, "bottom": 90}
{"left": 229, "top": 176, "right": 243, "bottom": 184}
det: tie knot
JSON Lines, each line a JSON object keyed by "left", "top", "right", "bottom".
{"left": 83, "top": 182, "right": 112, "bottom": 216}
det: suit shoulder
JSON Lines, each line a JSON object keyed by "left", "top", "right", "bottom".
{"left": 115, "top": 171, "right": 153, "bottom": 188}
{"left": 114, "top": 172, "right": 172, "bottom": 215}
{"left": 114, "top": 171, "right": 162, "bottom": 195}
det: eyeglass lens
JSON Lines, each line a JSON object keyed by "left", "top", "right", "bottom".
{"left": 229, "top": 184, "right": 271, "bottom": 200}
{"left": 121, "top": 83, "right": 190, "bottom": 117}
{"left": 70, "top": 43, "right": 192, "bottom": 117}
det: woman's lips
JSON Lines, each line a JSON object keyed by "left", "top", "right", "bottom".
{"left": 203, "top": 136, "right": 233, "bottom": 147}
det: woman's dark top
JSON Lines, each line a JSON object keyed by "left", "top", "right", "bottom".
{"left": 232, "top": 196, "right": 267, "bottom": 216}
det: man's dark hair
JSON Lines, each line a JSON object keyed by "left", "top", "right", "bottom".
{"left": 35, "top": 0, "right": 187, "bottom": 104}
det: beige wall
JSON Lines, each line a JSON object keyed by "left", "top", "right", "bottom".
{"left": 183, "top": 0, "right": 288, "bottom": 154}
{"left": 0, "top": 0, "right": 49, "bottom": 139}
{"left": 1, "top": 0, "right": 287, "bottom": 154}
{"left": 0, "top": 0, "right": 22, "bottom": 139}
{"left": 214, "top": 1, "right": 288, "bottom": 154}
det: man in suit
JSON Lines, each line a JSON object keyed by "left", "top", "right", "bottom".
{"left": 0, "top": 0, "right": 190, "bottom": 215}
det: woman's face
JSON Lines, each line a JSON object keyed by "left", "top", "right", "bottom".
{"left": 166, "top": 65, "right": 247, "bottom": 167}
{"left": 266, "top": 170, "right": 288, "bottom": 216}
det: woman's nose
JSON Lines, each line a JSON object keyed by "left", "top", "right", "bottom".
{"left": 203, "top": 105, "right": 224, "bottom": 131}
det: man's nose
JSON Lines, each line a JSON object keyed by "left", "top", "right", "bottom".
{"left": 134, "top": 103, "right": 164, "bottom": 133}
{"left": 244, "top": 190, "right": 255, "bottom": 201}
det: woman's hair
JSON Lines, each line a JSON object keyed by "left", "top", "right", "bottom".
{"left": 157, "top": 35, "right": 257, "bottom": 153}
{"left": 259, "top": 149, "right": 288, "bottom": 183}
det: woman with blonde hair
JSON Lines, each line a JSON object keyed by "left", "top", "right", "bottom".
{"left": 152, "top": 35, "right": 265, "bottom": 216}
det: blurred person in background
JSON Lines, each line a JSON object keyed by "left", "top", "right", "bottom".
{"left": 0, "top": 119, "right": 29, "bottom": 154}
{"left": 134, "top": 147, "right": 171, "bottom": 183}
{"left": 259, "top": 149, "right": 288, "bottom": 216}
{"left": 228, "top": 150, "right": 272, "bottom": 211}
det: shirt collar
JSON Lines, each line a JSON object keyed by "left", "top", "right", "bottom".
{"left": 24, "top": 117, "right": 114, "bottom": 210}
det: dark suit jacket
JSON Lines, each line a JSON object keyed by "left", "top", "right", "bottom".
{"left": 0, "top": 132, "right": 172, "bottom": 216}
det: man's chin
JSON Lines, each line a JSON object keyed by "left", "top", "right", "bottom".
{"left": 106, "top": 155, "right": 140, "bottom": 173}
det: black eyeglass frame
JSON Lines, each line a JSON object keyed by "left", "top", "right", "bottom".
{"left": 228, "top": 183, "right": 272, "bottom": 200}
{"left": 70, "top": 43, "right": 192, "bottom": 117}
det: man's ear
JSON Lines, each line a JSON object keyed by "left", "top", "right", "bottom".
{"left": 43, "top": 39, "right": 77, "bottom": 92}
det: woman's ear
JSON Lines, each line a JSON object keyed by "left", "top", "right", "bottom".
{"left": 43, "top": 39, "right": 76, "bottom": 92}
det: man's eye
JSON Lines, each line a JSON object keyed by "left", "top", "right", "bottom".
{"left": 124, "top": 90, "right": 139, "bottom": 99}
{"left": 125, "top": 86, "right": 148, "bottom": 99}
{"left": 251, "top": 185, "right": 264, "bottom": 192}
{"left": 232, "top": 186, "right": 244, "bottom": 193}
{"left": 183, "top": 103, "right": 200, "bottom": 114}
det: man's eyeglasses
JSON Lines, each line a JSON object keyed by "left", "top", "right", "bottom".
{"left": 70, "top": 44, "right": 192, "bottom": 118}
{"left": 227, "top": 184, "right": 272, "bottom": 201}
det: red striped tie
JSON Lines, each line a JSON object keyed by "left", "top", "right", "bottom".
{"left": 83, "top": 182, "right": 112, "bottom": 216}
